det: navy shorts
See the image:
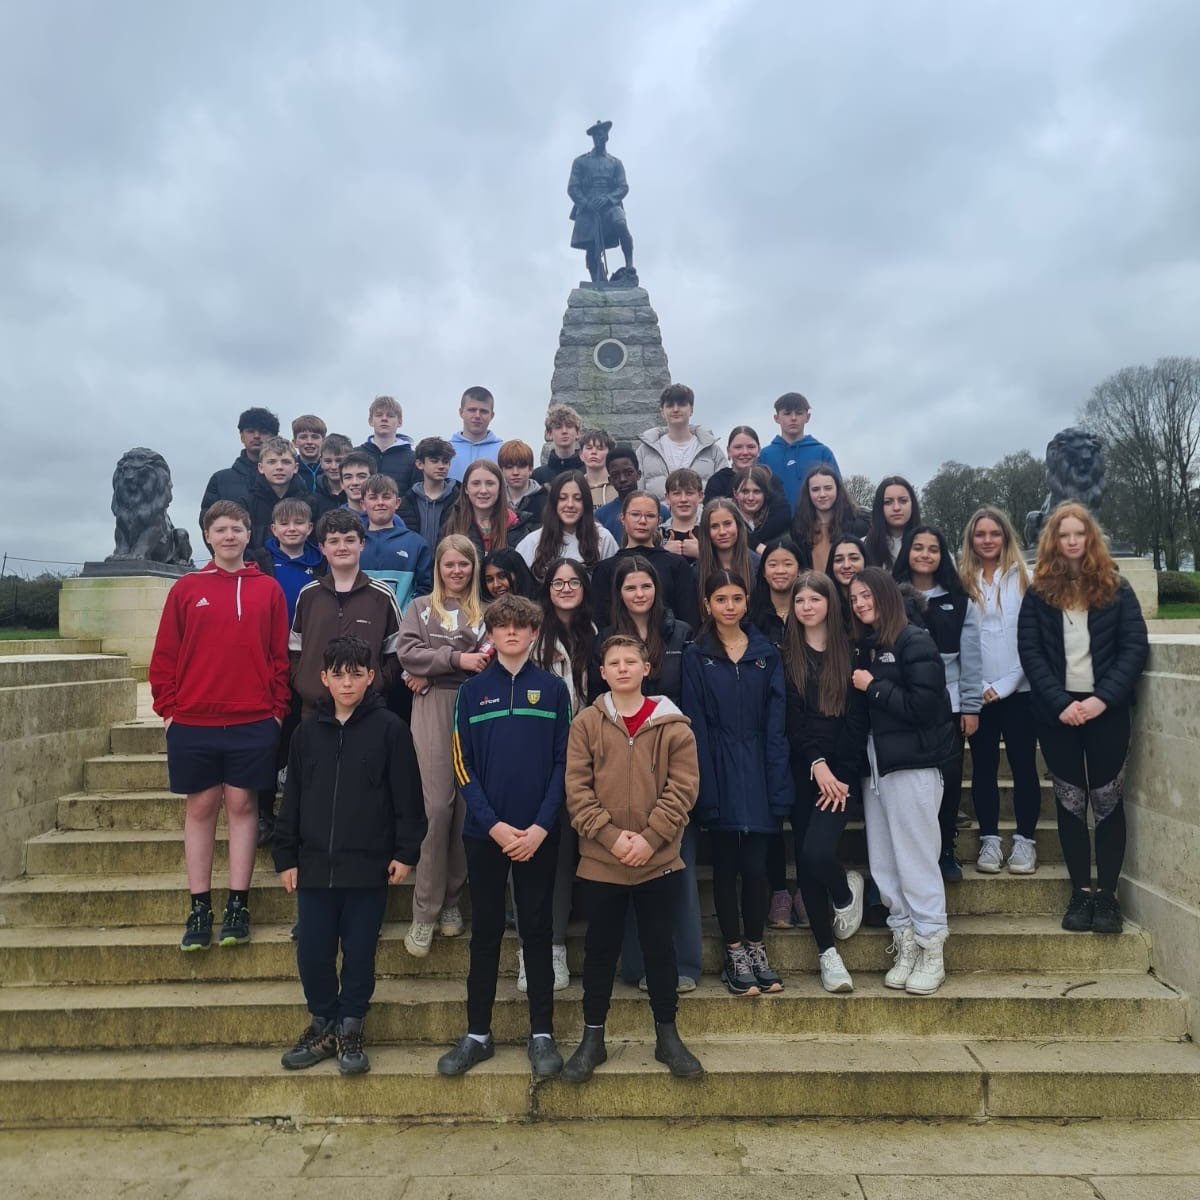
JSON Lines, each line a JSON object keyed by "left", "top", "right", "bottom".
{"left": 166, "top": 718, "right": 280, "bottom": 795}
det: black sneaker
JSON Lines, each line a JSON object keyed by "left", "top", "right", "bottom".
{"left": 863, "top": 877, "right": 890, "bottom": 927}
{"left": 336, "top": 1017, "right": 369, "bottom": 1075}
{"left": 527, "top": 1036, "right": 563, "bottom": 1079}
{"left": 219, "top": 898, "right": 251, "bottom": 946}
{"left": 257, "top": 816, "right": 275, "bottom": 848}
{"left": 1091, "top": 891, "right": 1124, "bottom": 934}
{"left": 744, "top": 941, "right": 783, "bottom": 993}
{"left": 281, "top": 1017, "right": 337, "bottom": 1070}
{"left": 180, "top": 903, "right": 213, "bottom": 952}
{"left": 939, "top": 847, "right": 963, "bottom": 883}
{"left": 1062, "top": 889, "right": 1094, "bottom": 932}
{"left": 720, "top": 944, "right": 760, "bottom": 996}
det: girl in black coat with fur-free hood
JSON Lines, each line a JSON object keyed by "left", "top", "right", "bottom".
{"left": 850, "top": 568, "right": 955, "bottom": 997}
{"left": 1017, "top": 503, "right": 1148, "bottom": 936}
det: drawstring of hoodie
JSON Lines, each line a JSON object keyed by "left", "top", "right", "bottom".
{"left": 235, "top": 575, "right": 243, "bottom": 622}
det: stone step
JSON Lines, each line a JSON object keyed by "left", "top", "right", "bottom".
{"left": 30, "top": 820, "right": 1060, "bottom": 878}
{"left": 0, "top": 915, "right": 1152, "bottom": 986}
{"left": 1, "top": 1038, "right": 1198, "bottom": 1123}
{"left": 2, "top": 859, "right": 1077, "bottom": 924}
{"left": 0, "top": 654, "right": 131, "bottom": 688}
{"left": 0, "top": 637, "right": 103, "bottom": 656}
{"left": 0, "top": 974, "right": 1183, "bottom": 1052}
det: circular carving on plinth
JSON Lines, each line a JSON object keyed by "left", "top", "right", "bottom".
{"left": 593, "top": 339, "right": 628, "bottom": 372}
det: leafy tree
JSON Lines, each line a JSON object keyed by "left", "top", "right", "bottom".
{"left": 920, "top": 462, "right": 995, "bottom": 549}
{"left": 990, "top": 451, "right": 1045, "bottom": 535}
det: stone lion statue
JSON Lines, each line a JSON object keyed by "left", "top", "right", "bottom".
{"left": 106, "top": 448, "right": 193, "bottom": 566}
{"left": 1024, "top": 427, "right": 1106, "bottom": 548}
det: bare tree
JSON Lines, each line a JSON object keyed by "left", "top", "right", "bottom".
{"left": 842, "top": 473, "right": 875, "bottom": 510}
{"left": 1083, "top": 357, "right": 1200, "bottom": 570}
{"left": 990, "top": 450, "right": 1046, "bottom": 533}
{"left": 920, "top": 462, "right": 995, "bottom": 548}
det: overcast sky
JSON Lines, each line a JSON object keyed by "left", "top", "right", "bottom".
{"left": 2, "top": 0, "right": 1198, "bottom": 572}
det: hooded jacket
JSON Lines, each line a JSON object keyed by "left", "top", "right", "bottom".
{"left": 246, "top": 475, "right": 317, "bottom": 550}
{"left": 199, "top": 452, "right": 258, "bottom": 531}
{"left": 509, "top": 478, "right": 547, "bottom": 541}
{"left": 289, "top": 571, "right": 402, "bottom": 711}
{"left": 396, "top": 595, "right": 484, "bottom": 692}
{"left": 263, "top": 536, "right": 326, "bottom": 622}
{"left": 358, "top": 434, "right": 416, "bottom": 497}
{"left": 857, "top": 623, "right": 956, "bottom": 775}
{"left": 757, "top": 435, "right": 841, "bottom": 508}
{"left": 680, "top": 626, "right": 792, "bottom": 832}
{"left": 150, "top": 561, "right": 290, "bottom": 726}
{"left": 592, "top": 612, "right": 692, "bottom": 705}
{"left": 566, "top": 693, "right": 699, "bottom": 886}
{"left": 969, "top": 563, "right": 1030, "bottom": 699}
{"left": 918, "top": 586, "right": 983, "bottom": 715}
{"left": 295, "top": 456, "right": 324, "bottom": 495}
{"left": 635, "top": 424, "right": 729, "bottom": 499}
{"left": 533, "top": 451, "right": 584, "bottom": 486}
{"left": 1017, "top": 578, "right": 1148, "bottom": 725}
{"left": 273, "top": 692, "right": 427, "bottom": 888}
{"left": 358, "top": 518, "right": 434, "bottom": 615}
{"left": 448, "top": 430, "right": 505, "bottom": 481}
{"left": 398, "top": 479, "right": 460, "bottom": 548}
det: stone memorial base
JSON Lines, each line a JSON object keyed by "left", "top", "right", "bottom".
{"left": 1114, "top": 556, "right": 1158, "bottom": 619}
{"left": 551, "top": 284, "right": 672, "bottom": 443}
{"left": 60, "top": 575, "right": 179, "bottom": 677}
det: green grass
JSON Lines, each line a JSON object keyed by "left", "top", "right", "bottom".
{"left": 1157, "top": 603, "right": 1200, "bottom": 619}
{"left": 0, "top": 627, "right": 58, "bottom": 641}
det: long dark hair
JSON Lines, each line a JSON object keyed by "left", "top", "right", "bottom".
{"left": 447, "top": 460, "right": 510, "bottom": 550}
{"left": 532, "top": 470, "right": 600, "bottom": 580}
{"left": 534, "top": 556, "right": 595, "bottom": 698}
{"left": 865, "top": 475, "right": 921, "bottom": 569}
{"left": 611, "top": 555, "right": 667, "bottom": 673}
{"left": 697, "top": 568, "right": 749, "bottom": 653}
{"left": 791, "top": 464, "right": 862, "bottom": 548}
{"left": 781, "top": 571, "right": 849, "bottom": 717}
{"left": 749, "top": 537, "right": 802, "bottom": 632}
{"left": 481, "top": 548, "right": 537, "bottom": 600}
{"left": 697, "top": 498, "right": 753, "bottom": 606}
{"left": 893, "top": 525, "right": 963, "bottom": 595}
{"left": 850, "top": 566, "right": 908, "bottom": 647}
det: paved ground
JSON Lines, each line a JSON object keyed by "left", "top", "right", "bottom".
{"left": 3, "top": 1119, "right": 1199, "bottom": 1198}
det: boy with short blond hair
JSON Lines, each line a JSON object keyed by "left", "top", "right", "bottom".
{"left": 437, "top": 595, "right": 571, "bottom": 1080}
{"left": 267, "top": 499, "right": 325, "bottom": 622}
{"left": 561, "top": 634, "right": 702, "bottom": 1082}
{"left": 660, "top": 468, "right": 704, "bottom": 561}
{"left": 291, "top": 415, "right": 328, "bottom": 494}
{"left": 757, "top": 392, "right": 840, "bottom": 508}
{"left": 358, "top": 395, "right": 416, "bottom": 496}
{"left": 399, "top": 437, "right": 460, "bottom": 546}
{"left": 533, "top": 404, "right": 584, "bottom": 484}
{"left": 359, "top": 473, "right": 433, "bottom": 614}
{"left": 248, "top": 436, "right": 315, "bottom": 549}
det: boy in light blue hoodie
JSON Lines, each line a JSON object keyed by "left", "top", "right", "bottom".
{"left": 756, "top": 392, "right": 840, "bottom": 508}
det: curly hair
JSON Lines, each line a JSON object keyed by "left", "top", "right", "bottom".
{"left": 1031, "top": 502, "right": 1119, "bottom": 610}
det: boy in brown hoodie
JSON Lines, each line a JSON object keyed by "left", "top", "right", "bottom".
{"left": 561, "top": 634, "right": 704, "bottom": 1082}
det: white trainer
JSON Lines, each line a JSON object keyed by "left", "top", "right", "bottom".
{"left": 976, "top": 836, "right": 1004, "bottom": 874}
{"left": 883, "top": 926, "right": 918, "bottom": 989}
{"left": 438, "top": 905, "right": 464, "bottom": 937}
{"left": 403, "top": 920, "right": 435, "bottom": 958}
{"left": 818, "top": 946, "right": 854, "bottom": 993}
{"left": 906, "top": 932, "right": 948, "bottom": 995}
{"left": 552, "top": 943, "right": 570, "bottom": 991}
{"left": 1007, "top": 835, "right": 1038, "bottom": 875}
{"left": 832, "top": 870, "right": 865, "bottom": 941}
{"left": 517, "top": 947, "right": 528, "bottom": 993}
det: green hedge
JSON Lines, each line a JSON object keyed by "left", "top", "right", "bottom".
{"left": 0, "top": 574, "right": 63, "bottom": 628}
{"left": 1158, "top": 571, "right": 1200, "bottom": 604}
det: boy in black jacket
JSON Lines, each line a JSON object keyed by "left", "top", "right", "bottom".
{"left": 273, "top": 635, "right": 426, "bottom": 1075}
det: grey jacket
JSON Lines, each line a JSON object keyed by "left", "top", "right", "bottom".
{"left": 635, "top": 425, "right": 729, "bottom": 499}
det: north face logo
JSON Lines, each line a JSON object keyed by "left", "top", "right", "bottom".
{"left": 395, "top": 550, "right": 409, "bottom": 559}
{"left": 877, "top": 651, "right": 896, "bottom": 663}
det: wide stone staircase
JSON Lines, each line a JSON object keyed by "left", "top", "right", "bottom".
{"left": 2, "top": 700, "right": 1199, "bottom": 1125}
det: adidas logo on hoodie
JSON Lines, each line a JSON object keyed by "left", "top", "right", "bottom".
{"left": 194, "top": 598, "right": 210, "bottom": 608}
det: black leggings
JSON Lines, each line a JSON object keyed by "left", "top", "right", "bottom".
{"left": 766, "top": 831, "right": 789, "bottom": 893}
{"left": 1036, "top": 700, "right": 1130, "bottom": 895}
{"left": 709, "top": 830, "right": 769, "bottom": 945}
{"left": 937, "top": 724, "right": 965, "bottom": 855}
{"left": 969, "top": 691, "right": 1042, "bottom": 838}
{"left": 792, "top": 777, "right": 853, "bottom": 952}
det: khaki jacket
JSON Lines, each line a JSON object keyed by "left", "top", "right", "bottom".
{"left": 565, "top": 693, "right": 699, "bottom": 886}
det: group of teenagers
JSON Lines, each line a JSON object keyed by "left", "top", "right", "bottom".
{"left": 149, "top": 382, "right": 1150, "bottom": 1081}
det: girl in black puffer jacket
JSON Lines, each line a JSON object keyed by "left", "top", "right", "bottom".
{"left": 1017, "top": 503, "right": 1148, "bottom": 936}
{"left": 850, "top": 568, "right": 956, "bottom": 997}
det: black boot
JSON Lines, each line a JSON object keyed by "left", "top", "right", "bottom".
{"left": 562, "top": 1026, "right": 608, "bottom": 1083}
{"left": 336, "top": 1016, "right": 369, "bottom": 1075}
{"left": 654, "top": 1022, "right": 704, "bottom": 1079}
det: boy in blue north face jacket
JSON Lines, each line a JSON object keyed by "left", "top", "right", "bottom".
{"left": 358, "top": 474, "right": 433, "bottom": 616}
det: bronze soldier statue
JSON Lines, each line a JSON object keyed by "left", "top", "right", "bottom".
{"left": 568, "top": 120, "right": 635, "bottom": 284}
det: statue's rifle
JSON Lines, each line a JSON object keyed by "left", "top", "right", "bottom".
{"left": 593, "top": 191, "right": 609, "bottom": 282}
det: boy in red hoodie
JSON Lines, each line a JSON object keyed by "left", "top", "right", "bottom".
{"left": 149, "top": 500, "right": 291, "bottom": 952}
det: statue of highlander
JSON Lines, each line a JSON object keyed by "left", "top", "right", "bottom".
{"left": 1024, "top": 427, "right": 1107, "bottom": 548}
{"left": 568, "top": 120, "right": 637, "bottom": 286}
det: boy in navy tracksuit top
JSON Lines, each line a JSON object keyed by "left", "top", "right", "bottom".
{"left": 437, "top": 595, "right": 572, "bottom": 1080}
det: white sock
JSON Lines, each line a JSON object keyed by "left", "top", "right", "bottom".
{"left": 467, "top": 1032, "right": 490, "bottom": 1046}
{"left": 531, "top": 1032, "right": 553, "bottom": 1040}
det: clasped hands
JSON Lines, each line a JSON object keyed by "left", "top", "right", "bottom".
{"left": 1059, "top": 696, "right": 1107, "bottom": 726}
{"left": 489, "top": 821, "right": 549, "bottom": 862}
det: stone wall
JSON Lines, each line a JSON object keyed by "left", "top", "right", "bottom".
{"left": 1124, "top": 634, "right": 1200, "bottom": 1030}
{"left": 60, "top": 576, "right": 176, "bottom": 679}
{"left": 0, "top": 655, "right": 136, "bottom": 882}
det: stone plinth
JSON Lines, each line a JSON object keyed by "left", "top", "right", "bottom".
{"left": 60, "top": 575, "right": 177, "bottom": 677}
{"left": 1115, "top": 557, "right": 1158, "bottom": 619}
{"left": 551, "top": 285, "right": 671, "bottom": 443}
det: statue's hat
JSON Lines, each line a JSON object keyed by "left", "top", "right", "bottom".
{"left": 586, "top": 120, "right": 612, "bottom": 137}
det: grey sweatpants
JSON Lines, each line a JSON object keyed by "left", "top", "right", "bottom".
{"left": 863, "top": 738, "right": 948, "bottom": 941}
